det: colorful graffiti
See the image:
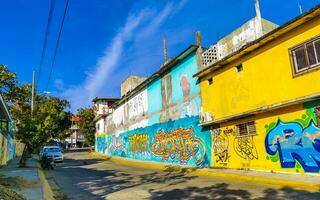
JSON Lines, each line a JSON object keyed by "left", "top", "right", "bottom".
{"left": 96, "top": 116, "right": 211, "bottom": 167}
{"left": 129, "top": 133, "right": 149, "bottom": 152}
{"left": 96, "top": 135, "right": 107, "bottom": 153}
{"left": 234, "top": 136, "right": 258, "bottom": 160}
{"left": 151, "top": 128, "right": 206, "bottom": 165}
{"left": 265, "top": 119, "right": 320, "bottom": 173}
{"left": 108, "top": 136, "right": 126, "bottom": 157}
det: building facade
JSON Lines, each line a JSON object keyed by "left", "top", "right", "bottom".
{"left": 195, "top": 6, "right": 320, "bottom": 174}
{"left": 95, "top": 46, "right": 212, "bottom": 167}
{"left": 67, "top": 116, "right": 85, "bottom": 147}
{"left": 0, "top": 95, "right": 15, "bottom": 165}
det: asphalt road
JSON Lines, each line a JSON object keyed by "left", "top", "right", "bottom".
{"left": 47, "top": 150, "right": 320, "bottom": 200}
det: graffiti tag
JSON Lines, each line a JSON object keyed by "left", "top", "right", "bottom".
{"left": 151, "top": 128, "right": 206, "bottom": 165}
{"left": 129, "top": 133, "right": 149, "bottom": 152}
{"left": 108, "top": 136, "right": 126, "bottom": 156}
{"left": 234, "top": 136, "right": 258, "bottom": 160}
{"left": 265, "top": 119, "right": 320, "bottom": 172}
{"left": 212, "top": 131, "right": 230, "bottom": 166}
{"left": 96, "top": 136, "right": 107, "bottom": 153}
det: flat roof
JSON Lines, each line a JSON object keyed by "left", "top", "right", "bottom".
{"left": 194, "top": 4, "right": 320, "bottom": 78}
{"left": 92, "top": 97, "right": 120, "bottom": 103}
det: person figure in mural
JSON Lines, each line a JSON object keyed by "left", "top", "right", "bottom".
{"left": 179, "top": 76, "right": 198, "bottom": 118}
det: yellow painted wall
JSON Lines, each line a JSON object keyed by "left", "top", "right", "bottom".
{"left": 212, "top": 103, "right": 320, "bottom": 174}
{"left": 0, "top": 134, "right": 9, "bottom": 165}
{"left": 200, "top": 16, "right": 320, "bottom": 120}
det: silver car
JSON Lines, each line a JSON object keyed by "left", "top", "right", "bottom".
{"left": 40, "top": 146, "right": 64, "bottom": 162}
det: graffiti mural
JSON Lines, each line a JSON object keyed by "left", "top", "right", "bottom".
{"left": 96, "top": 135, "right": 108, "bottom": 153}
{"left": 129, "top": 133, "right": 149, "bottom": 152}
{"left": 108, "top": 136, "right": 126, "bottom": 157}
{"left": 234, "top": 136, "right": 258, "bottom": 160}
{"left": 151, "top": 128, "right": 206, "bottom": 166}
{"left": 265, "top": 119, "right": 320, "bottom": 173}
{"left": 212, "top": 129, "right": 230, "bottom": 166}
{"left": 96, "top": 116, "right": 211, "bottom": 167}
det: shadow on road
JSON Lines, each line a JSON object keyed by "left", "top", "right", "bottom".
{"left": 149, "top": 184, "right": 320, "bottom": 200}
{"left": 53, "top": 155, "right": 320, "bottom": 200}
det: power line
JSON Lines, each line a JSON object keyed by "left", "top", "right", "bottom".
{"left": 37, "top": 0, "right": 56, "bottom": 85}
{"left": 45, "top": 0, "right": 69, "bottom": 91}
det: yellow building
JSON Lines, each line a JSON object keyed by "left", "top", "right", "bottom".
{"left": 195, "top": 5, "right": 320, "bottom": 174}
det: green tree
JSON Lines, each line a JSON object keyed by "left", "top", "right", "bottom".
{"left": 1, "top": 64, "right": 72, "bottom": 166}
{"left": 77, "top": 107, "right": 96, "bottom": 146}
{"left": 0, "top": 64, "right": 19, "bottom": 103}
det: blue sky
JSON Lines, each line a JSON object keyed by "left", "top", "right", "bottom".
{"left": 0, "top": 0, "right": 319, "bottom": 112}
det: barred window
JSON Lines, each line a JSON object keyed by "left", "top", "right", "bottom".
{"left": 236, "top": 121, "right": 256, "bottom": 136}
{"left": 290, "top": 36, "right": 320, "bottom": 74}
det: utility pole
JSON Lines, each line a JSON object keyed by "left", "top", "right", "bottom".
{"left": 31, "top": 71, "right": 35, "bottom": 115}
{"left": 254, "top": 0, "right": 263, "bottom": 37}
{"left": 163, "top": 34, "right": 167, "bottom": 63}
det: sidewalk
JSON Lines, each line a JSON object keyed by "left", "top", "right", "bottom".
{"left": 91, "top": 152, "right": 320, "bottom": 192}
{"left": 0, "top": 156, "right": 43, "bottom": 200}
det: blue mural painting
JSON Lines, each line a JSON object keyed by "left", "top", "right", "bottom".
{"left": 147, "top": 52, "right": 200, "bottom": 125}
{"left": 97, "top": 116, "right": 212, "bottom": 167}
{"left": 7, "top": 134, "right": 15, "bottom": 161}
{"left": 96, "top": 134, "right": 108, "bottom": 154}
{"left": 265, "top": 120, "right": 320, "bottom": 173}
{"left": 95, "top": 49, "right": 210, "bottom": 167}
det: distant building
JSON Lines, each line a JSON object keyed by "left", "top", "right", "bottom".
{"left": 0, "top": 94, "right": 15, "bottom": 165}
{"left": 92, "top": 98, "right": 119, "bottom": 149}
{"left": 66, "top": 116, "right": 85, "bottom": 148}
{"left": 121, "top": 76, "right": 147, "bottom": 97}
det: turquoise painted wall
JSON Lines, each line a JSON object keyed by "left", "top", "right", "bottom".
{"left": 96, "top": 51, "right": 211, "bottom": 167}
{"left": 97, "top": 116, "right": 212, "bottom": 167}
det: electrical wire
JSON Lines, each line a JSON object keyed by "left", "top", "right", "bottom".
{"left": 37, "top": 0, "right": 56, "bottom": 85}
{"left": 45, "top": 0, "right": 69, "bottom": 91}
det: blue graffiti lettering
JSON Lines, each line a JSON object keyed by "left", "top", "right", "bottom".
{"left": 265, "top": 120, "right": 320, "bottom": 172}
{"left": 96, "top": 136, "right": 107, "bottom": 153}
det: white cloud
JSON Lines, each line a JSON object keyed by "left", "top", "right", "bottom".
{"left": 62, "top": 1, "right": 188, "bottom": 112}
{"left": 62, "top": 10, "right": 148, "bottom": 111}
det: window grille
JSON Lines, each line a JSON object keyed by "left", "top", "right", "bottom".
{"left": 235, "top": 121, "right": 256, "bottom": 136}
{"left": 290, "top": 36, "right": 320, "bottom": 74}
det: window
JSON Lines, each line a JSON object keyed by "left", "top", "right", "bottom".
{"left": 235, "top": 64, "right": 243, "bottom": 72}
{"left": 236, "top": 121, "right": 256, "bottom": 136}
{"left": 207, "top": 77, "right": 213, "bottom": 85}
{"left": 290, "top": 36, "right": 320, "bottom": 74}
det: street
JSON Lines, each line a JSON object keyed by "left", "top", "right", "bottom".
{"left": 46, "top": 150, "right": 320, "bottom": 200}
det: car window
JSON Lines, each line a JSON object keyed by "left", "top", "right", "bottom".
{"left": 48, "top": 148, "right": 60, "bottom": 152}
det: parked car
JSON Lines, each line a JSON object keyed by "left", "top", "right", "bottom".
{"left": 40, "top": 146, "right": 64, "bottom": 163}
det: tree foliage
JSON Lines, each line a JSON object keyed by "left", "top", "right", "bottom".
{"left": 0, "top": 64, "right": 18, "bottom": 103}
{"left": 1, "top": 64, "right": 72, "bottom": 165}
{"left": 77, "top": 107, "right": 96, "bottom": 145}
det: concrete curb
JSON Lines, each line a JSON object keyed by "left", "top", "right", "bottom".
{"left": 90, "top": 152, "right": 320, "bottom": 192}
{"left": 37, "top": 166, "right": 55, "bottom": 200}
{"left": 36, "top": 160, "right": 68, "bottom": 200}
{"left": 36, "top": 161, "right": 55, "bottom": 200}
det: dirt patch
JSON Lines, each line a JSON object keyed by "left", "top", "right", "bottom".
{"left": 0, "top": 185, "right": 26, "bottom": 200}
{"left": 0, "top": 175, "right": 38, "bottom": 189}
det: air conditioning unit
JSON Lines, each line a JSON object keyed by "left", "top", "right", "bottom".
{"left": 200, "top": 112, "right": 213, "bottom": 123}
